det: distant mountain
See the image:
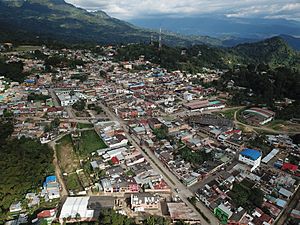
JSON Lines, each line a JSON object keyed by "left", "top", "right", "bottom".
{"left": 223, "top": 34, "right": 300, "bottom": 51}
{"left": 233, "top": 37, "right": 300, "bottom": 67}
{"left": 129, "top": 16, "right": 300, "bottom": 41}
{"left": 0, "top": 0, "right": 220, "bottom": 46}
{"left": 279, "top": 34, "right": 300, "bottom": 51}
{"left": 0, "top": 0, "right": 299, "bottom": 55}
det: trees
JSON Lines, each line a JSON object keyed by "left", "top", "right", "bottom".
{"left": 153, "top": 127, "right": 168, "bottom": 140}
{"left": 0, "top": 125, "right": 54, "bottom": 221}
{"left": 98, "top": 209, "right": 136, "bottom": 225}
{"left": 229, "top": 180, "right": 264, "bottom": 212}
{"left": 44, "top": 118, "right": 60, "bottom": 132}
{"left": 71, "top": 74, "right": 88, "bottom": 82}
{"left": 45, "top": 56, "right": 85, "bottom": 69}
{"left": 222, "top": 66, "right": 300, "bottom": 107}
{"left": 27, "top": 93, "right": 51, "bottom": 102}
{"left": 72, "top": 100, "right": 86, "bottom": 111}
{"left": 0, "top": 119, "right": 13, "bottom": 144}
{"left": 0, "top": 60, "right": 26, "bottom": 82}
{"left": 143, "top": 215, "right": 170, "bottom": 225}
{"left": 178, "top": 147, "right": 213, "bottom": 165}
{"left": 276, "top": 101, "right": 300, "bottom": 120}
{"left": 291, "top": 134, "right": 300, "bottom": 145}
{"left": 88, "top": 104, "right": 103, "bottom": 114}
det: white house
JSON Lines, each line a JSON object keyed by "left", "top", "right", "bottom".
{"left": 238, "top": 148, "right": 262, "bottom": 172}
{"left": 57, "top": 94, "right": 79, "bottom": 106}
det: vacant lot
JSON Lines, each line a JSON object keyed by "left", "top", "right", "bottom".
{"left": 56, "top": 134, "right": 80, "bottom": 173}
{"left": 78, "top": 130, "right": 107, "bottom": 156}
{"left": 66, "top": 173, "right": 82, "bottom": 192}
{"left": 267, "top": 120, "right": 300, "bottom": 133}
{"left": 77, "top": 123, "right": 94, "bottom": 129}
{"left": 219, "top": 108, "right": 236, "bottom": 120}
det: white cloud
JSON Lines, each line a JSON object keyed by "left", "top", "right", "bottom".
{"left": 65, "top": 0, "right": 300, "bottom": 20}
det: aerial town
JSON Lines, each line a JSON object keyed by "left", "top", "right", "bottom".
{"left": 0, "top": 43, "right": 299, "bottom": 225}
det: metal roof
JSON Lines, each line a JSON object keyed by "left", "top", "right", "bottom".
{"left": 240, "top": 148, "right": 261, "bottom": 161}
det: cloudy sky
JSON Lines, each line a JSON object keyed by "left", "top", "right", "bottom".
{"left": 65, "top": 0, "right": 300, "bottom": 21}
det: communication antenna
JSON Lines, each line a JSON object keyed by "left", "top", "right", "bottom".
{"left": 150, "top": 34, "right": 154, "bottom": 45}
{"left": 159, "top": 28, "right": 162, "bottom": 50}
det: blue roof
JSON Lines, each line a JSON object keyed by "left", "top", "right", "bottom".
{"left": 45, "top": 175, "right": 57, "bottom": 183}
{"left": 24, "top": 79, "right": 35, "bottom": 83}
{"left": 240, "top": 148, "right": 261, "bottom": 160}
{"left": 276, "top": 199, "right": 287, "bottom": 208}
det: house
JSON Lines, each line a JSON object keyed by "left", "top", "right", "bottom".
{"left": 130, "top": 193, "right": 160, "bottom": 212}
{"left": 100, "top": 179, "right": 113, "bottom": 193}
{"left": 214, "top": 203, "right": 233, "bottom": 224}
{"left": 56, "top": 93, "right": 79, "bottom": 106}
{"left": 148, "top": 118, "right": 162, "bottom": 130}
{"left": 9, "top": 202, "right": 22, "bottom": 213}
{"left": 43, "top": 175, "right": 60, "bottom": 200}
{"left": 282, "top": 163, "right": 298, "bottom": 172}
{"left": 105, "top": 136, "right": 128, "bottom": 149}
{"left": 25, "top": 193, "right": 40, "bottom": 207}
{"left": 182, "top": 174, "right": 198, "bottom": 187}
{"left": 37, "top": 208, "right": 57, "bottom": 224}
{"left": 278, "top": 187, "right": 293, "bottom": 199}
{"left": 238, "top": 148, "right": 262, "bottom": 172}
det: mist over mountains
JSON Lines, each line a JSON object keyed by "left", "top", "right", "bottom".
{"left": 0, "top": 0, "right": 299, "bottom": 50}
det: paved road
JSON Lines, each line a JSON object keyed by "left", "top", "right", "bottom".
{"left": 66, "top": 106, "right": 76, "bottom": 119}
{"left": 49, "top": 88, "right": 60, "bottom": 107}
{"left": 98, "top": 102, "right": 220, "bottom": 225}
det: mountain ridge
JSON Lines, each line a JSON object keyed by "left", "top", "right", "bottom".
{"left": 0, "top": 0, "right": 221, "bottom": 46}
{"left": 0, "top": 0, "right": 299, "bottom": 52}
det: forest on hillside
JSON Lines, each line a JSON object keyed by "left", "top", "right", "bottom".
{"left": 0, "top": 120, "right": 54, "bottom": 222}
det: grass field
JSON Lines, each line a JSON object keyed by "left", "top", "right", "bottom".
{"left": 66, "top": 173, "right": 82, "bottom": 191}
{"left": 78, "top": 130, "right": 107, "bottom": 155}
{"left": 267, "top": 120, "right": 285, "bottom": 129}
{"left": 14, "top": 45, "right": 42, "bottom": 52}
{"left": 77, "top": 123, "right": 94, "bottom": 129}
{"left": 56, "top": 134, "right": 80, "bottom": 173}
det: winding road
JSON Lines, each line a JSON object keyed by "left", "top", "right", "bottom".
{"left": 233, "top": 109, "right": 300, "bottom": 135}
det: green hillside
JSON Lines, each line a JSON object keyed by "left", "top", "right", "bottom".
{"left": 0, "top": 0, "right": 219, "bottom": 46}
{"left": 116, "top": 37, "right": 300, "bottom": 71}
{"left": 234, "top": 37, "right": 300, "bottom": 68}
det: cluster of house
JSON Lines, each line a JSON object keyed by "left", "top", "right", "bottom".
{"left": 2, "top": 45, "right": 300, "bottom": 225}
{"left": 8, "top": 175, "right": 60, "bottom": 224}
{"left": 87, "top": 123, "right": 171, "bottom": 196}
{"left": 94, "top": 56, "right": 227, "bottom": 117}
{"left": 121, "top": 114, "right": 242, "bottom": 188}
{"left": 265, "top": 135, "right": 300, "bottom": 176}
{"left": 195, "top": 146, "right": 299, "bottom": 224}
{"left": 56, "top": 193, "right": 205, "bottom": 224}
